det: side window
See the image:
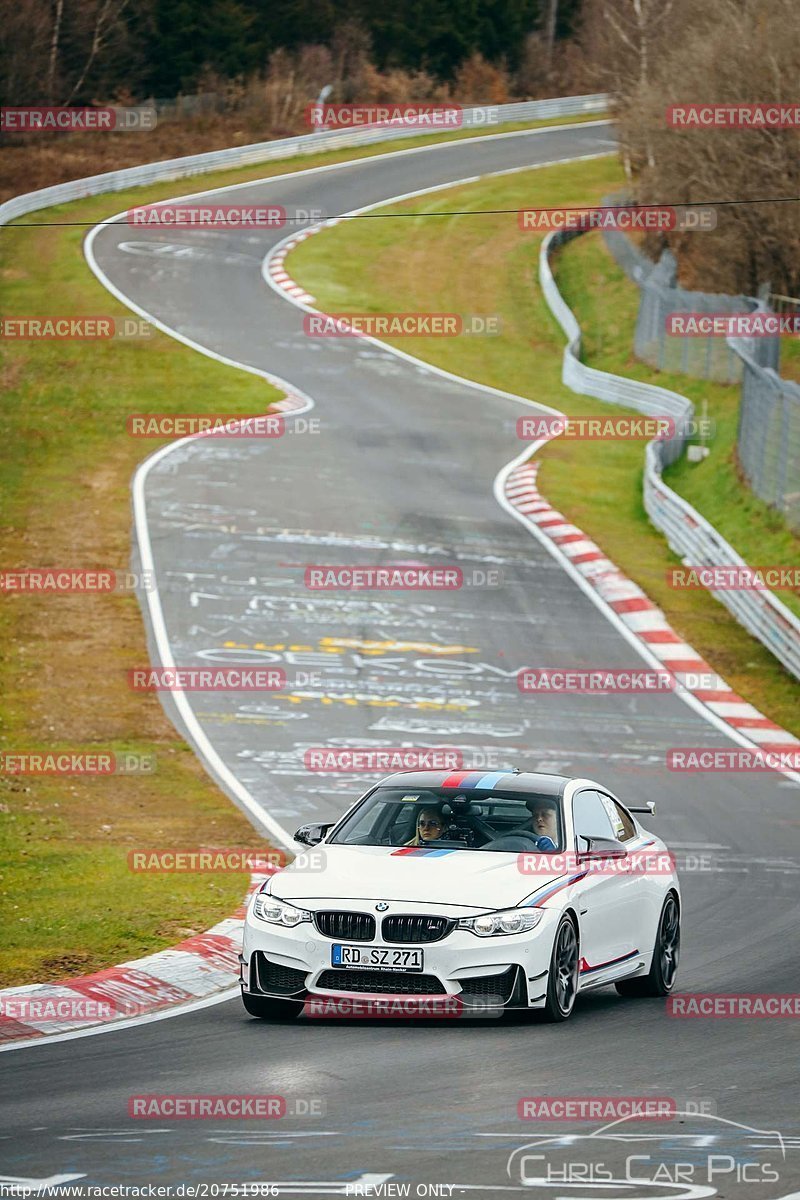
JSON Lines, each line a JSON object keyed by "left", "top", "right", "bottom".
{"left": 572, "top": 790, "right": 616, "bottom": 845}
{"left": 386, "top": 804, "right": 420, "bottom": 844}
{"left": 601, "top": 794, "right": 636, "bottom": 842}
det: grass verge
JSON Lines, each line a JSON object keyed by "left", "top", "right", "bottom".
{"left": 286, "top": 153, "right": 800, "bottom": 738}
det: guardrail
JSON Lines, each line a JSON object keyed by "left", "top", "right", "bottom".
{"left": 0, "top": 93, "right": 608, "bottom": 226}
{"left": 540, "top": 227, "right": 800, "bottom": 682}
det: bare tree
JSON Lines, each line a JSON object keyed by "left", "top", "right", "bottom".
{"left": 544, "top": 0, "right": 559, "bottom": 67}
{"left": 62, "top": 0, "right": 131, "bottom": 104}
{"left": 0, "top": 0, "right": 52, "bottom": 107}
{"left": 47, "top": 0, "right": 64, "bottom": 103}
{"left": 608, "top": 0, "right": 800, "bottom": 294}
{"left": 579, "top": 0, "right": 689, "bottom": 174}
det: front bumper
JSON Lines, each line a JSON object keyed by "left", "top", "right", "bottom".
{"left": 241, "top": 899, "right": 558, "bottom": 1011}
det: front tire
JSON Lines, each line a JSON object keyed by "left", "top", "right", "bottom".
{"left": 616, "top": 892, "right": 680, "bottom": 998}
{"left": 541, "top": 914, "right": 579, "bottom": 1022}
{"left": 241, "top": 990, "right": 300, "bottom": 1020}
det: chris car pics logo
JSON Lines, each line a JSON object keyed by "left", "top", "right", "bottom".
{"left": 506, "top": 1112, "right": 786, "bottom": 1191}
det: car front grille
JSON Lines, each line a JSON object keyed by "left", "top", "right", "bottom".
{"left": 316, "top": 970, "right": 446, "bottom": 995}
{"left": 252, "top": 953, "right": 307, "bottom": 996}
{"left": 314, "top": 911, "right": 376, "bottom": 941}
{"left": 381, "top": 914, "right": 454, "bottom": 943}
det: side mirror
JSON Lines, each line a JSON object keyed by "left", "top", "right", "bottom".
{"left": 293, "top": 822, "right": 332, "bottom": 847}
{"left": 577, "top": 835, "right": 627, "bottom": 859}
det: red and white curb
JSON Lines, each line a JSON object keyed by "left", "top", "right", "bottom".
{"left": 265, "top": 219, "right": 346, "bottom": 306}
{"left": 0, "top": 872, "right": 273, "bottom": 1047}
{"left": 506, "top": 459, "right": 800, "bottom": 756}
{"left": 266, "top": 228, "right": 320, "bottom": 303}
{"left": 271, "top": 391, "right": 309, "bottom": 414}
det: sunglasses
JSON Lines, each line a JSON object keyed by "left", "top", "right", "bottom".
{"left": 418, "top": 819, "right": 442, "bottom": 829}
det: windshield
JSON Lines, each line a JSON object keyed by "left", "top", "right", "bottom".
{"left": 329, "top": 786, "right": 564, "bottom": 852}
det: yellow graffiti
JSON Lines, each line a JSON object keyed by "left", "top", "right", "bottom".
{"left": 318, "top": 637, "right": 478, "bottom": 656}
{"left": 278, "top": 693, "right": 473, "bottom": 712}
{"left": 218, "top": 637, "right": 479, "bottom": 656}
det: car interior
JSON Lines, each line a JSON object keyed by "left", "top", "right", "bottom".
{"left": 331, "top": 788, "right": 564, "bottom": 852}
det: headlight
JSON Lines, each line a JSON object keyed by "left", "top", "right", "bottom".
{"left": 457, "top": 907, "right": 544, "bottom": 937}
{"left": 252, "top": 892, "right": 311, "bottom": 927}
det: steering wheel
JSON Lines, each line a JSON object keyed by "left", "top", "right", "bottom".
{"left": 481, "top": 831, "right": 546, "bottom": 852}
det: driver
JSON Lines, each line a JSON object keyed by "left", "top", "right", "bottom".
{"left": 527, "top": 798, "right": 559, "bottom": 851}
{"left": 406, "top": 806, "right": 447, "bottom": 846}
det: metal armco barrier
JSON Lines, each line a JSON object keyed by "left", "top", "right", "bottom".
{"left": 0, "top": 94, "right": 608, "bottom": 226}
{"left": 540, "top": 227, "right": 800, "bottom": 682}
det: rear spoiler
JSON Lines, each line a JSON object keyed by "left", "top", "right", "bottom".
{"left": 628, "top": 801, "right": 656, "bottom": 816}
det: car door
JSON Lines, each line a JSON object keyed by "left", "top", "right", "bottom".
{"left": 572, "top": 789, "right": 642, "bottom": 982}
{"left": 600, "top": 790, "right": 667, "bottom": 954}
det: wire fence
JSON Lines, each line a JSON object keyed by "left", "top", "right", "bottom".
{"left": 602, "top": 215, "right": 800, "bottom": 532}
{"left": 603, "top": 225, "right": 752, "bottom": 385}
{"left": 728, "top": 325, "right": 800, "bottom": 532}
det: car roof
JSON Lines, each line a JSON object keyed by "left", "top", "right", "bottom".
{"left": 378, "top": 769, "right": 570, "bottom": 797}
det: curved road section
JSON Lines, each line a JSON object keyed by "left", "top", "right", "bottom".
{"left": 2, "top": 122, "right": 799, "bottom": 1198}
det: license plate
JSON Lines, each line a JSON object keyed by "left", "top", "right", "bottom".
{"left": 331, "top": 944, "right": 424, "bottom": 971}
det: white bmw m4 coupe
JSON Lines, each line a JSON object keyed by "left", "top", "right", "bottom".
{"left": 240, "top": 769, "right": 680, "bottom": 1021}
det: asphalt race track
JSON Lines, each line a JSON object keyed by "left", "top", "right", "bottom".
{"left": 2, "top": 122, "right": 799, "bottom": 1199}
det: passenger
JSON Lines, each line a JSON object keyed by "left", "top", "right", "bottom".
{"left": 407, "top": 806, "right": 447, "bottom": 846}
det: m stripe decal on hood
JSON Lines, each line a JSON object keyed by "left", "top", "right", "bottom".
{"left": 524, "top": 872, "right": 587, "bottom": 905}
{"left": 391, "top": 846, "right": 459, "bottom": 857}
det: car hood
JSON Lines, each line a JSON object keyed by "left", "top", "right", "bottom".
{"left": 271, "top": 844, "right": 563, "bottom": 911}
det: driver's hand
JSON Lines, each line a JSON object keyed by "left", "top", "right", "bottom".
{"left": 535, "top": 835, "right": 557, "bottom": 851}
